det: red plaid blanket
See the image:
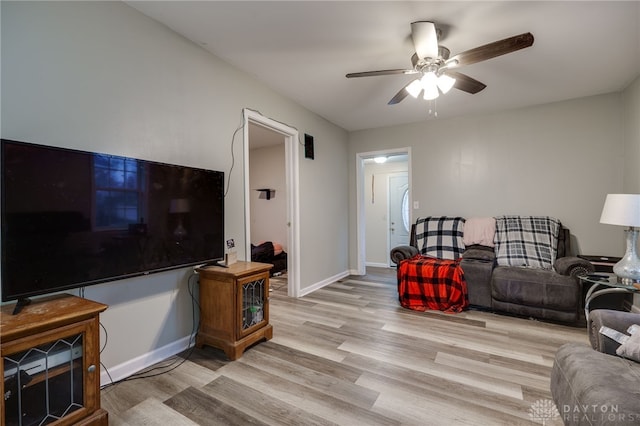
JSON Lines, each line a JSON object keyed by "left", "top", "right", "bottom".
{"left": 397, "top": 255, "right": 469, "bottom": 313}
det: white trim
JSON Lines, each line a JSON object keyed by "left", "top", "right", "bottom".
{"left": 298, "top": 270, "right": 350, "bottom": 297}
{"left": 243, "top": 109, "right": 300, "bottom": 297}
{"left": 356, "top": 148, "right": 411, "bottom": 275}
{"left": 366, "top": 262, "right": 390, "bottom": 268}
{"left": 100, "top": 334, "right": 193, "bottom": 387}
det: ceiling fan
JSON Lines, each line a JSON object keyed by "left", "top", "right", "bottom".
{"left": 346, "top": 21, "right": 534, "bottom": 105}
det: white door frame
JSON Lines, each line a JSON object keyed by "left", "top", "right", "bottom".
{"left": 355, "top": 148, "right": 411, "bottom": 275}
{"left": 243, "top": 109, "right": 300, "bottom": 297}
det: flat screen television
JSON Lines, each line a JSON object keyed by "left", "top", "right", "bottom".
{"left": 1, "top": 139, "right": 225, "bottom": 307}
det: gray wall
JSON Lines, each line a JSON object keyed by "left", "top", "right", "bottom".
{"left": 623, "top": 76, "right": 640, "bottom": 193}
{"left": 349, "top": 92, "right": 634, "bottom": 265}
{"left": 1, "top": 1, "right": 349, "bottom": 380}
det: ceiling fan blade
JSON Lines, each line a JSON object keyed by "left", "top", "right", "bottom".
{"left": 388, "top": 82, "right": 414, "bottom": 105}
{"left": 447, "top": 32, "right": 534, "bottom": 68}
{"left": 346, "top": 69, "right": 416, "bottom": 78}
{"left": 411, "top": 21, "right": 439, "bottom": 61}
{"left": 446, "top": 71, "right": 487, "bottom": 94}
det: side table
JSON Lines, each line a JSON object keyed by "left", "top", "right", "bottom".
{"left": 577, "top": 255, "right": 621, "bottom": 273}
{"left": 580, "top": 273, "right": 640, "bottom": 321}
{"left": 195, "top": 261, "right": 273, "bottom": 360}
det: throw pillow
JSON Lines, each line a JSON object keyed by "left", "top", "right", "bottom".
{"left": 617, "top": 327, "right": 640, "bottom": 362}
{"left": 494, "top": 216, "right": 560, "bottom": 269}
{"left": 415, "top": 216, "right": 465, "bottom": 260}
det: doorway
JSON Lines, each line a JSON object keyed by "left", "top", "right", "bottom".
{"left": 356, "top": 148, "right": 411, "bottom": 274}
{"left": 244, "top": 109, "right": 300, "bottom": 297}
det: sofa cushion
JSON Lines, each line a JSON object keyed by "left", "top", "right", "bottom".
{"left": 491, "top": 266, "right": 579, "bottom": 311}
{"left": 461, "top": 245, "right": 495, "bottom": 262}
{"left": 494, "top": 215, "right": 560, "bottom": 269}
{"left": 415, "top": 216, "right": 465, "bottom": 260}
{"left": 551, "top": 343, "right": 640, "bottom": 425}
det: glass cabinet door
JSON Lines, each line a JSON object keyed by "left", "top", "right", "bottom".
{"left": 239, "top": 274, "right": 268, "bottom": 337}
{"left": 3, "top": 333, "right": 85, "bottom": 426}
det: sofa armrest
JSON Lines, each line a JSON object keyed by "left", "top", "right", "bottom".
{"left": 589, "top": 309, "right": 640, "bottom": 354}
{"left": 554, "top": 256, "right": 594, "bottom": 277}
{"left": 390, "top": 245, "right": 419, "bottom": 265}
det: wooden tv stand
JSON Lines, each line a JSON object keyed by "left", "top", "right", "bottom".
{"left": 0, "top": 294, "right": 108, "bottom": 426}
{"left": 195, "top": 261, "right": 273, "bottom": 360}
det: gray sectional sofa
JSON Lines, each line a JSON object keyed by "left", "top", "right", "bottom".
{"left": 391, "top": 216, "right": 594, "bottom": 323}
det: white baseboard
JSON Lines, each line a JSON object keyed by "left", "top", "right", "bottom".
{"left": 298, "top": 270, "right": 350, "bottom": 297}
{"left": 100, "top": 334, "right": 194, "bottom": 387}
{"left": 365, "top": 262, "right": 391, "bottom": 268}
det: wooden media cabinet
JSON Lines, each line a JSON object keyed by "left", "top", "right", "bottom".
{"left": 0, "top": 294, "right": 108, "bottom": 426}
{"left": 195, "top": 261, "right": 273, "bottom": 360}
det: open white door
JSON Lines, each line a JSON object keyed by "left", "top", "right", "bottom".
{"left": 388, "top": 172, "right": 410, "bottom": 264}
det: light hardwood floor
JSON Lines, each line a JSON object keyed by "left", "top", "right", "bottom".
{"left": 101, "top": 267, "right": 587, "bottom": 425}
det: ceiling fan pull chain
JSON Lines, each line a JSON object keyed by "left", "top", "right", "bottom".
{"left": 427, "top": 99, "right": 437, "bottom": 118}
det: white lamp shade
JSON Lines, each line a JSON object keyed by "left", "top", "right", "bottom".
{"left": 600, "top": 194, "right": 640, "bottom": 227}
{"left": 421, "top": 72, "right": 439, "bottom": 100}
{"left": 437, "top": 74, "right": 456, "bottom": 94}
{"left": 405, "top": 79, "right": 422, "bottom": 98}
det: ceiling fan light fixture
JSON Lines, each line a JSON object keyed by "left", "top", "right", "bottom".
{"left": 437, "top": 74, "right": 456, "bottom": 94}
{"left": 423, "top": 85, "right": 439, "bottom": 100}
{"left": 405, "top": 79, "right": 423, "bottom": 98}
{"left": 421, "top": 72, "right": 439, "bottom": 100}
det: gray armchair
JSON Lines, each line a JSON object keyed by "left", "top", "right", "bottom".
{"left": 551, "top": 310, "right": 640, "bottom": 425}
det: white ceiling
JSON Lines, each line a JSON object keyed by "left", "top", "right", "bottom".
{"left": 127, "top": 1, "right": 640, "bottom": 132}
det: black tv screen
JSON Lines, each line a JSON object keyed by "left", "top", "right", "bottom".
{"left": 1, "top": 139, "right": 225, "bottom": 302}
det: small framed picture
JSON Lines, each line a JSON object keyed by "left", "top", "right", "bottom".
{"left": 226, "top": 239, "right": 235, "bottom": 249}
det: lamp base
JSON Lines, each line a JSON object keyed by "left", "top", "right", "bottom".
{"left": 613, "top": 227, "right": 640, "bottom": 287}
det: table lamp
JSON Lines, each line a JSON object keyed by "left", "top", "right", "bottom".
{"left": 599, "top": 194, "right": 640, "bottom": 285}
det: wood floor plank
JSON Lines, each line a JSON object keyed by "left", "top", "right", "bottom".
{"left": 252, "top": 341, "right": 364, "bottom": 383}
{"left": 237, "top": 345, "right": 378, "bottom": 410}
{"left": 342, "top": 352, "right": 537, "bottom": 420}
{"left": 210, "top": 361, "right": 400, "bottom": 425}
{"left": 433, "top": 351, "right": 551, "bottom": 392}
{"left": 164, "top": 386, "right": 268, "bottom": 425}
{"left": 357, "top": 372, "right": 537, "bottom": 426}
{"left": 102, "top": 267, "right": 587, "bottom": 425}
{"left": 115, "top": 397, "right": 199, "bottom": 426}
{"left": 338, "top": 339, "right": 524, "bottom": 400}
{"left": 201, "top": 376, "right": 337, "bottom": 426}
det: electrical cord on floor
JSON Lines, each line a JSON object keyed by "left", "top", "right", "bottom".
{"left": 100, "top": 272, "right": 201, "bottom": 390}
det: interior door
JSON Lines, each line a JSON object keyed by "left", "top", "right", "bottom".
{"left": 388, "top": 173, "right": 409, "bottom": 265}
